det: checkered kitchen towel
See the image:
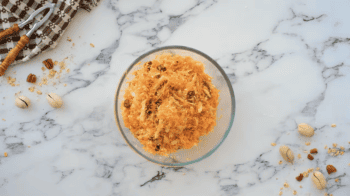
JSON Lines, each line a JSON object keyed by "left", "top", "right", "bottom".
{"left": 0, "top": 0, "right": 99, "bottom": 65}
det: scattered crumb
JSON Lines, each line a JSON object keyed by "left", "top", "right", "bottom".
{"left": 303, "top": 172, "right": 309, "bottom": 177}
{"left": 325, "top": 194, "right": 328, "bottom": 196}
{"left": 307, "top": 154, "right": 314, "bottom": 160}
{"left": 279, "top": 160, "right": 283, "bottom": 165}
{"left": 7, "top": 76, "right": 18, "bottom": 86}
{"left": 333, "top": 143, "right": 337, "bottom": 148}
{"left": 340, "top": 146, "right": 345, "bottom": 150}
{"left": 303, "top": 151, "right": 308, "bottom": 153}
{"left": 331, "top": 149, "right": 337, "bottom": 153}
{"left": 308, "top": 168, "right": 314, "bottom": 173}
{"left": 29, "top": 87, "right": 35, "bottom": 92}
{"left": 293, "top": 190, "right": 297, "bottom": 195}
{"left": 67, "top": 37, "right": 72, "bottom": 42}
{"left": 182, "top": 173, "right": 185, "bottom": 175}
{"left": 28, "top": 146, "right": 30, "bottom": 148}
{"left": 64, "top": 84, "right": 67, "bottom": 87}
{"left": 72, "top": 43, "right": 75, "bottom": 46}
{"left": 271, "top": 143, "right": 276, "bottom": 146}
{"left": 279, "top": 191, "right": 283, "bottom": 196}
{"left": 2, "top": 119, "right": 5, "bottom": 121}
{"left": 340, "top": 151, "right": 344, "bottom": 155}
{"left": 298, "top": 154, "right": 301, "bottom": 159}
{"left": 316, "top": 167, "right": 320, "bottom": 171}
{"left": 324, "top": 145, "right": 328, "bottom": 149}
{"left": 48, "top": 70, "right": 57, "bottom": 78}
{"left": 296, "top": 173, "right": 303, "bottom": 181}
{"left": 330, "top": 194, "right": 333, "bottom": 196}
{"left": 54, "top": 61, "right": 58, "bottom": 65}
{"left": 37, "top": 90, "right": 42, "bottom": 95}
{"left": 299, "top": 185, "right": 302, "bottom": 188}
{"left": 66, "top": 68, "right": 70, "bottom": 73}
{"left": 335, "top": 178, "right": 339, "bottom": 182}
{"left": 4, "top": 152, "right": 7, "bottom": 157}
{"left": 284, "top": 182, "right": 289, "bottom": 188}
{"left": 331, "top": 124, "right": 336, "bottom": 128}
{"left": 280, "top": 187, "right": 283, "bottom": 190}
{"left": 90, "top": 43, "right": 95, "bottom": 48}
{"left": 348, "top": 163, "right": 350, "bottom": 166}
{"left": 305, "top": 142, "right": 311, "bottom": 146}
{"left": 41, "top": 67, "right": 46, "bottom": 71}
{"left": 335, "top": 151, "right": 339, "bottom": 156}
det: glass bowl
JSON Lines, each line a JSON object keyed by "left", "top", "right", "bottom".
{"left": 114, "top": 46, "right": 235, "bottom": 167}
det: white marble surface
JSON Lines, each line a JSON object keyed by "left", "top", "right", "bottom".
{"left": 1, "top": 0, "right": 350, "bottom": 195}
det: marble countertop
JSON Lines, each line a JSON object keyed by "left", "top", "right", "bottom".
{"left": 1, "top": 0, "right": 350, "bottom": 195}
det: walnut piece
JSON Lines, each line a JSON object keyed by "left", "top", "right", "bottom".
{"left": 26, "top": 73, "right": 37, "bottom": 83}
{"left": 307, "top": 154, "right": 314, "bottom": 160}
{"left": 43, "top": 58, "right": 54, "bottom": 69}
{"left": 310, "top": 148, "right": 318, "bottom": 154}
{"left": 326, "top": 165, "right": 337, "bottom": 174}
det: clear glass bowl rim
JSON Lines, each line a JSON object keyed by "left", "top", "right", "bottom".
{"left": 114, "top": 45, "right": 236, "bottom": 167}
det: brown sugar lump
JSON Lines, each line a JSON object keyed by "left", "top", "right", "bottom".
{"left": 121, "top": 54, "right": 219, "bottom": 156}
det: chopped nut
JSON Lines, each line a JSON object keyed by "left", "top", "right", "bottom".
{"left": 335, "top": 178, "right": 339, "bottom": 182}
{"left": 67, "top": 37, "right": 72, "bottom": 42}
{"left": 303, "top": 172, "right": 309, "bottom": 177}
{"left": 37, "top": 90, "right": 42, "bottom": 95}
{"left": 340, "top": 146, "right": 345, "bottom": 150}
{"left": 90, "top": 43, "right": 95, "bottom": 47}
{"left": 293, "top": 190, "right": 297, "bottom": 195}
{"left": 271, "top": 143, "right": 276, "bottom": 146}
{"left": 308, "top": 168, "right": 314, "bottom": 173}
{"left": 335, "top": 151, "right": 339, "bottom": 156}
{"left": 326, "top": 165, "right": 337, "bottom": 174}
{"left": 29, "top": 87, "right": 35, "bottom": 92}
{"left": 340, "top": 151, "right": 344, "bottom": 155}
{"left": 331, "top": 124, "right": 336, "bottom": 127}
{"left": 4, "top": 152, "right": 7, "bottom": 157}
{"left": 26, "top": 73, "right": 37, "bottom": 83}
{"left": 310, "top": 148, "right": 318, "bottom": 154}
{"left": 307, "top": 154, "right": 314, "bottom": 160}
{"left": 333, "top": 143, "right": 337, "bottom": 148}
{"left": 43, "top": 59, "right": 54, "bottom": 69}
{"left": 284, "top": 182, "right": 289, "bottom": 188}
{"left": 296, "top": 173, "right": 304, "bottom": 181}
{"left": 298, "top": 154, "right": 301, "bottom": 159}
{"left": 331, "top": 149, "right": 337, "bottom": 153}
{"left": 279, "top": 191, "right": 283, "bottom": 196}
{"left": 48, "top": 70, "right": 56, "bottom": 78}
{"left": 124, "top": 99, "right": 131, "bottom": 108}
{"left": 41, "top": 67, "right": 46, "bottom": 71}
{"left": 324, "top": 145, "right": 328, "bottom": 149}
{"left": 305, "top": 142, "right": 311, "bottom": 146}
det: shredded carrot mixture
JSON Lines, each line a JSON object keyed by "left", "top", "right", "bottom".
{"left": 121, "top": 54, "right": 219, "bottom": 156}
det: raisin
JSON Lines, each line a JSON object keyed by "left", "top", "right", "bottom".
{"left": 124, "top": 99, "right": 131, "bottom": 108}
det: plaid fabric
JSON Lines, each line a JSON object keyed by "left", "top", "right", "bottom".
{"left": 0, "top": 0, "right": 99, "bottom": 64}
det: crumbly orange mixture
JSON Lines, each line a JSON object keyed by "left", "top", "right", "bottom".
{"left": 121, "top": 54, "right": 219, "bottom": 155}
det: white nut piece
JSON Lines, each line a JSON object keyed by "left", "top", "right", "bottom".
{"left": 279, "top": 145, "right": 294, "bottom": 164}
{"left": 298, "top": 123, "right": 314, "bottom": 137}
{"left": 311, "top": 171, "right": 326, "bottom": 190}
{"left": 15, "top": 96, "right": 31, "bottom": 109}
{"left": 46, "top": 93, "right": 63, "bottom": 108}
